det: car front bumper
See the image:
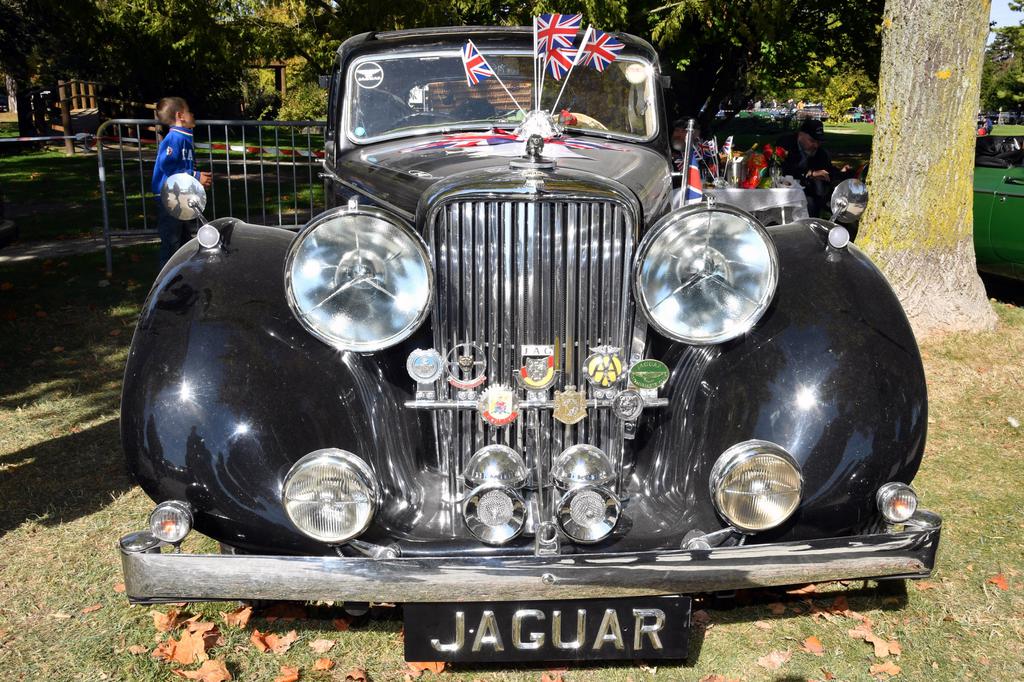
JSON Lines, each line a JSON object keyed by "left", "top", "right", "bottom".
{"left": 120, "top": 510, "right": 941, "bottom": 604}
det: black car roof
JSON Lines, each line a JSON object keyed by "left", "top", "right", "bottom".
{"left": 335, "top": 26, "right": 660, "bottom": 68}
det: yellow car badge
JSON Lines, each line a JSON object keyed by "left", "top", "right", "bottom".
{"left": 517, "top": 353, "right": 556, "bottom": 391}
{"left": 553, "top": 385, "right": 588, "bottom": 425}
{"left": 584, "top": 346, "right": 624, "bottom": 388}
{"left": 478, "top": 384, "right": 520, "bottom": 427}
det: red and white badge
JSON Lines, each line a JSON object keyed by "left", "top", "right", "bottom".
{"left": 478, "top": 384, "right": 520, "bottom": 427}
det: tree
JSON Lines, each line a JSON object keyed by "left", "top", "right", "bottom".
{"left": 858, "top": 0, "right": 996, "bottom": 336}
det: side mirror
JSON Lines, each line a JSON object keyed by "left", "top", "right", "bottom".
{"left": 829, "top": 178, "right": 868, "bottom": 224}
{"left": 161, "top": 173, "right": 207, "bottom": 221}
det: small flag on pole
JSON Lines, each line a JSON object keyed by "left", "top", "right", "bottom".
{"left": 461, "top": 40, "right": 496, "bottom": 86}
{"left": 535, "top": 13, "right": 582, "bottom": 56}
{"left": 686, "top": 149, "right": 703, "bottom": 204}
{"left": 581, "top": 30, "right": 624, "bottom": 72}
{"left": 722, "top": 135, "right": 733, "bottom": 157}
{"left": 700, "top": 137, "right": 719, "bottom": 178}
{"left": 546, "top": 46, "right": 576, "bottom": 80}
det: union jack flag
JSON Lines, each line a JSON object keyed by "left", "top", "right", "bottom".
{"left": 545, "top": 46, "right": 576, "bottom": 80}
{"left": 536, "top": 13, "right": 582, "bottom": 56}
{"left": 581, "top": 30, "right": 624, "bottom": 72}
{"left": 699, "top": 137, "right": 719, "bottom": 177}
{"left": 686, "top": 148, "right": 703, "bottom": 204}
{"left": 461, "top": 40, "right": 495, "bottom": 86}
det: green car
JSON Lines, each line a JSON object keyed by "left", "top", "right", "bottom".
{"left": 974, "top": 136, "right": 1024, "bottom": 279}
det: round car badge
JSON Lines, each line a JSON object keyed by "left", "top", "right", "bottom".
{"left": 612, "top": 389, "right": 645, "bottom": 421}
{"left": 446, "top": 343, "right": 487, "bottom": 390}
{"left": 517, "top": 353, "right": 557, "bottom": 391}
{"left": 406, "top": 349, "right": 443, "bottom": 384}
{"left": 478, "top": 384, "right": 520, "bottom": 427}
{"left": 629, "top": 359, "right": 670, "bottom": 390}
{"left": 584, "top": 346, "right": 624, "bottom": 388}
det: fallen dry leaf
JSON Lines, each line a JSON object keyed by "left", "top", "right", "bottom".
{"left": 113, "top": 583, "right": 126, "bottom": 594}
{"left": 699, "top": 676, "right": 740, "bottom": 682}
{"left": 768, "top": 602, "right": 786, "bottom": 615}
{"left": 81, "top": 603, "right": 102, "bottom": 614}
{"left": 156, "top": 629, "right": 212, "bottom": 665}
{"left": 848, "top": 624, "right": 898, "bottom": 658}
{"left": 250, "top": 630, "right": 269, "bottom": 653}
{"left": 869, "top": 661, "right": 901, "bottom": 677}
{"left": 787, "top": 583, "right": 818, "bottom": 595}
{"left": 251, "top": 629, "right": 299, "bottom": 654}
{"left": 987, "top": 574, "right": 1010, "bottom": 591}
{"left": 756, "top": 649, "right": 792, "bottom": 670}
{"left": 153, "top": 608, "right": 186, "bottom": 632}
{"left": 754, "top": 620, "right": 772, "bottom": 630}
{"left": 109, "top": 328, "right": 121, "bottom": 337}
{"left": 801, "top": 635, "right": 825, "bottom": 656}
{"left": 314, "top": 658, "right": 335, "bottom": 671}
{"left": 127, "top": 645, "right": 149, "bottom": 655}
{"left": 691, "top": 610, "right": 711, "bottom": 626}
{"left": 408, "top": 660, "right": 446, "bottom": 674}
{"left": 273, "top": 666, "right": 300, "bottom": 682}
{"left": 333, "top": 616, "right": 352, "bottom": 631}
{"left": 541, "top": 671, "right": 564, "bottom": 682}
{"left": 52, "top": 345, "right": 65, "bottom": 353}
{"left": 172, "top": 659, "right": 233, "bottom": 682}
{"left": 308, "top": 638, "right": 335, "bottom": 654}
{"left": 343, "top": 667, "right": 368, "bottom": 681}
{"left": 913, "top": 580, "right": 939, "bottom": 591}
{"left": 222, "top": 606, "right": 252, "bottom": 629}
{"left": 260, "top": 602, "right": 307, "bottom": 622}
{"left": 0, "top": 282, "right": 13, "bottom": 291}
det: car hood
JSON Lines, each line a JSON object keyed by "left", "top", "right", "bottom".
{"left": 333, "top": 132, "right": 672, "bottom": 221}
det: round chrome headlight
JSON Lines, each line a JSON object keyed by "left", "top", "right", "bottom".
{"left": 149, "top": 500, "right": 193, "bottom": 544}
{"left": 710, "top": 440, "right": 802, "bottom": 533}
{"left": 463, "top": 483, "right": 526, "bottom": 545}
{"left": 551, "top": 444, "right": 616, "bottom": 489}
{"left": 282, "top": 449, "right": 379, "bottom": 544}
{"left": 876, "top": 482, "right": 918, "bottom": 523}
{"left": 556, "top": 484, "right": 621, "bottom": 543}
{"left": 634, "top": 205, "right": 778, "bottom": 345}
{"left": 464, "top": 445, "right": 529, "bottom": 488}
{"left": 285, "top": 206, "right": 432, "bottom": 352}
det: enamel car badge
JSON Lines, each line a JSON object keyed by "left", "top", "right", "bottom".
{"left": 584, "top": 346, "right": 624, "bottom": 388}
{"left": 478, "top": 384, "right": 520, "bottom": 427}
{"left": 629, "top": 359, "right": 670, "bottom": 390}
{"left": 517, "top": 353, "right": 557, "bottom": 391}
{"left": 612, "top": 389, "right": 645, "bottom": 421}
{"left": 446, "top": 343, "right": 487, "bottom": 390}
{"left": 553, "top": 385, "right": 588, "bottom": 425}
{"left": 406, "top": 349, "right": 444, "bottom": 383}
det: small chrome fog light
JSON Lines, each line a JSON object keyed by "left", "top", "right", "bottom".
{"left": 557, "top": 484, "right": 621, "bottom": 543}
{"left": 149, "top": 500, "right": 193, "bottom": 544}
{"left": 710, "top": 440, "right": 802, "bottom": 533}
{"left": 464, "top": 445, "right": 529, "bottom": 488}
{"left": 196, "top": 223, "right": 221, "bottom": 249}
{"left": 877, "top": 482, "right": 917, "bottom": 523}
{"left": 463, "top": 483, "right": 526, "bottom": 545}
{"left": 282, "top": 449, "right": 379, "bottom": 544}
{"left": 551, "top": 444, "right": 615, "bottom": 488}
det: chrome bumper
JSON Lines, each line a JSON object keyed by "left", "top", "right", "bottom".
{"left": 120, "top": 511, "right": 941, "bottom": 604}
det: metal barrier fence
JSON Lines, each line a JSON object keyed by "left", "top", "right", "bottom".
{"left": 97, "top": 118, "right": 327, "bottom": 274}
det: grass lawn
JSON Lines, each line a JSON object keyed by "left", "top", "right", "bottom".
{"left": 1, "top": 245, "right": 1022, "bottom": 680}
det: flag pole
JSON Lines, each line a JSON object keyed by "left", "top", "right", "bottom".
{"left": 467, "top": 40, "right": 527, "bottom": 117}
{"left": 536, "top": 17, "right": 544, "bottom": 111}
{"left": 550, "top": 26, "right": 592, "bottom": 115}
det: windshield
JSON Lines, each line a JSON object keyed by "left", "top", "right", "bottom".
{"left": 344, "top": 50, "right": 657, "bottom": 144}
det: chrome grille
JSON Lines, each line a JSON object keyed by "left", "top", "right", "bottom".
{"left": 428, "top": 197, "right": 638, "bottom": 509}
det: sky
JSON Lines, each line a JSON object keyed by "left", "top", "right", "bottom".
{"left": 991, "top": 0, "right": 1021, "bottom": 28}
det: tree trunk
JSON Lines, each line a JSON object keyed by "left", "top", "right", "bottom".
{"left": 858, "top": 0, "right": 996, "bottom": 338}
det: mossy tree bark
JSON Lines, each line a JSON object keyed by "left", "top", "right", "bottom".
{"left": 858, "top": 0, "right": 997, "bottom": 338}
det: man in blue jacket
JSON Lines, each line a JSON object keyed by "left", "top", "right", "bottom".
{"left": 151, "top": 97, "right": 212, "bottom": 267}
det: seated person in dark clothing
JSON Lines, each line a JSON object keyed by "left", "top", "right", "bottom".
{"left": 776, "top": 119, "right": 851, "bottom": 217}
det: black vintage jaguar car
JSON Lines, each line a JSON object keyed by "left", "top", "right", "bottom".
{"left": 119, "top": 27, "right": 940, "bottom": 662}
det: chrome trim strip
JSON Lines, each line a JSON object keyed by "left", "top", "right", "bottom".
{"left": 121, "top": 511, "right": 941, "bottom": 604}
{"left": 405, "top": 399, "right": 669, "bottom": 412}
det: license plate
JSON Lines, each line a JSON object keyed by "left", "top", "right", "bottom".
{"left": 403, "top": 595, "right": 690, "bottom": 663}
